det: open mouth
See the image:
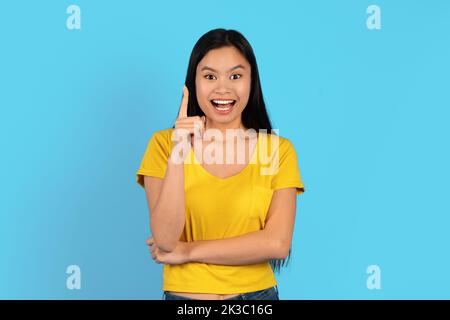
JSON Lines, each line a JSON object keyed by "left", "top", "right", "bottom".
{"left": 210, "top": 99, "right": 236, "bottom": 112}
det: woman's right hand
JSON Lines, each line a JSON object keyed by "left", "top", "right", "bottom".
{"left": 174, "top": 85, "right": 206, "bottom": 146}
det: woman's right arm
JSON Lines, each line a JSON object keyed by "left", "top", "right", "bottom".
{"left": 143, "top": 157, "right": 185, "bottom": 253}
{"left": 143, "top": 85, "right": 205, "bottom": 253}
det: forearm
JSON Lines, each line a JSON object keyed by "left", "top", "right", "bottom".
{"left": 186, "top": 229, "right": 285, "bottom": 266}
{"left": 151, "top": 155, "right": 186, "bottom": 252}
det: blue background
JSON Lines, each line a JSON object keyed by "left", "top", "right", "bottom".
{"left": 1, "top": 0, "right": 449, "bottom": 299}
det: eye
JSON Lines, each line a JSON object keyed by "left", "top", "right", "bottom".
{"left": 204, "top": 74, "right": 216, "bottom": 80}
{"left": 230, "top": 74, "right": 242, "bottom": 80}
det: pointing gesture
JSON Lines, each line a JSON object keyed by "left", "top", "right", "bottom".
{"left": 177, "top": 85, "right": 189, "bottom": 119}
{"left": 174, "top": 85, "right": 206, "bottom": 150}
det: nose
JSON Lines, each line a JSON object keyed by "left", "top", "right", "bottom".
{"left": 213, "top": 78, "right": 232, "bottom": 94}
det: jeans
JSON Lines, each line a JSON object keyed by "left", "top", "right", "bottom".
{"left": 163, "top": 285, "right": 279, "bottom": 300}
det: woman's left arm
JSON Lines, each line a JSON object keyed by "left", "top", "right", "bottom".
{"left": 147, "top": 188, "right": 298, "bottom": 266}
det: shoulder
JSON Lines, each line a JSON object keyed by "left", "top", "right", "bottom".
{"left": 144, "top": 127, "right": 176, "bottom": 155}
{"left": 260, "top": 131, "right": 296, "bottom": 154}
{"left": 150, "top": 127, "right": 175, "bottom": 145}
{"left": 151, "top": 127, "right": 175, "bottom": 141}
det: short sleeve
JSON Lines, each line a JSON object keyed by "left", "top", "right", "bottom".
{"left": 271, "top": 138, "right": 305, "bottom": 196}
{"left": 136, "top": 129, "right": 171, "bottom": 189}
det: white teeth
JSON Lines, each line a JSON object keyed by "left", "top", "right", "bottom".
{"left": 212, "top": 99, "right": 235, "bottom": 105}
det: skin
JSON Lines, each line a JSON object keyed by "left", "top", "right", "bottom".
{"left": 144, "top": 46, "right": 298, "bottom": 300}
{"left": 195, "top": 46, "right": 251, "bottom": 135}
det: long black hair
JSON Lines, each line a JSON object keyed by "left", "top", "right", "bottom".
{"left": 174, "top": 28, "right": 291, "bottom": 274}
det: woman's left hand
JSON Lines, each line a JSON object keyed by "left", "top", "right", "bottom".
{"left": 146, "top": 237, "right": 191, "bottom": 265}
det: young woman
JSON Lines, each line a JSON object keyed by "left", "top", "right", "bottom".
{"left": 136, "top": 29, "right": 305, "bottom": 300}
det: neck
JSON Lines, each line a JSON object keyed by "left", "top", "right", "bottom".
{"left": 204, "top": 119, "right": 249, "bottom": 142}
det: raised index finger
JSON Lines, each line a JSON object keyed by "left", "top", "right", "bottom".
{"left": 177, "top": 85, "right": 189, "bottom": 119}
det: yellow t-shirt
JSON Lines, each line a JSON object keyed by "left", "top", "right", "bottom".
{"left": 136, "top": 127, "right": 305, "bottom": 294}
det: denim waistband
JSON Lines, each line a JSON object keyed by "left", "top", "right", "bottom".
{"left": 163, "top": 285, "right": 279, "bottom": 300}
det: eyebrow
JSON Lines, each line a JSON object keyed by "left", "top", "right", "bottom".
{"left": 200, "top": 64, "right": 246, "bottom": 73}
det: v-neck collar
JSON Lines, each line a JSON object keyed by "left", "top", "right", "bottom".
{"left": 189, "top": 133, "right": 260, "bottom": 182}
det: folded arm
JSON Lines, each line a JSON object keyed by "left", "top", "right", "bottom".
{"left": 185, "top": 187, "right": 298, "bottom": 265}
{"left": 148, "top": 187, "right": 298, "bottom": 266}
